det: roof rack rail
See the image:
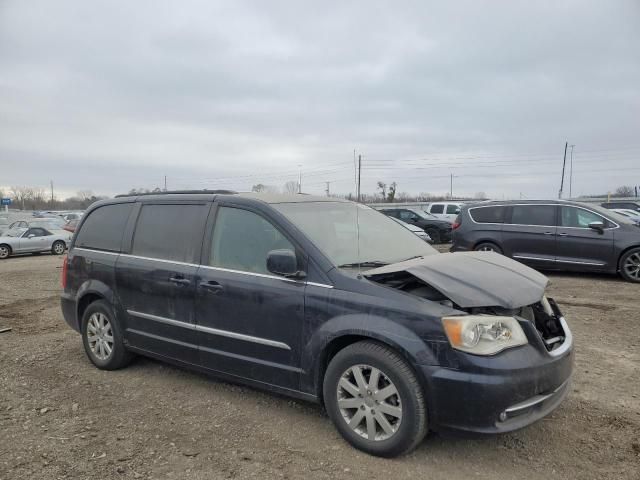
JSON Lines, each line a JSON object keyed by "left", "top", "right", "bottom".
{"left": 115, "top": 189, "right": 237, "bottom": 198}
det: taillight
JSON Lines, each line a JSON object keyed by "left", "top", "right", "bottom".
{"left": 452, "top": 215, "right": 461, "bottom": 230}
{"left": 61, "top": 255, "right": 68, "bottom": 289}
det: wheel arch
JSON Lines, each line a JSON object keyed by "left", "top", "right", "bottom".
{"left": 301, "top": 316, "right": 436, "bottom": 408}
{"left": 0, "top": 243, "right": 12, "bottom": 257}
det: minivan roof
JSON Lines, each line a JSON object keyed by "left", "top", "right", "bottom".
{"left": 112, "top": 190, "right": 349, "bottom": 204}
{"left": 466, "top": 199, "right": 602, "bottom": 208}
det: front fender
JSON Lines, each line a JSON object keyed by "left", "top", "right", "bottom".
{"left": 300, "top": 313, "right": 440, "bottom": 396}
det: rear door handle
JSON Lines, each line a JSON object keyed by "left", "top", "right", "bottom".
{"left": 558, "top": 232, "right": 569, "bottom": 236}
{"left": 543, "top": 232, "right": 555, "bottom": 236}
{"left": 199, "top": 280, "right": 224, "bottom": 293}
{"left": 169, "top": 276, "right": 191, "bottom": 286}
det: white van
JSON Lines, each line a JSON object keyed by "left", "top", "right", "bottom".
{"left": 425, "top": 202, "right": 463, "bottom": 222}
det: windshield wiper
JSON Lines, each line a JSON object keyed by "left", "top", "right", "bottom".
{"left": 337, "top": 260, "right": 389, "bottom": 269}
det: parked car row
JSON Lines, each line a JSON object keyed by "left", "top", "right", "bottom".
{"left": 451, "top": 200, "right": 640, "bottom": 282}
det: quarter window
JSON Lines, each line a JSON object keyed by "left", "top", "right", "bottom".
{"left": 398, "top": 210, "right": 417, "bottom": 221}
{"left": 210, "top": 207, "right": 294, "bottom": 275}
{"left": 132, "top": 204, "right": 209, "bottom": 263}
{"left": 560, "top": 207, "right": 607, "bottom": 228}
{"left": 510, "top": 205, "right": 556, "bottom": 226}
{"left": 469, "top": 206, "right": 505, "bottom": 223}
{"left": 430, "top": 204, "right": 444, "bottom": 214}
{"left": 75, "top": 203, "right": 133, "bottom": 252}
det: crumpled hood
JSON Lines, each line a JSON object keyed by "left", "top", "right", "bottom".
{"left": 364, "top": 251, "right": 549, "bottom": 309}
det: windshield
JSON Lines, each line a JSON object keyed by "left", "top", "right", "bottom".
{"left": 585, "top": 204, "right": 637, "bottom": 225}
{"left": 274, "top": 202, "right": 437, "bottom": 267}
{"left": 4, "top": 227, "right": 26, "bottom": 238}
{"left": 410, "top": 208, "right": 438, "bottom": 220}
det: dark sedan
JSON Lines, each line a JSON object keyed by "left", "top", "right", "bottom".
{"left": 378, "top": 207, "right": 452, "bottom": 243}
{"left": 451, "top": 200, "right": 640, "bottom": 282}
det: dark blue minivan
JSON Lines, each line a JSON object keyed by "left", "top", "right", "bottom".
{"left": 61, "top": 191, "right": 573, "bottom": 457}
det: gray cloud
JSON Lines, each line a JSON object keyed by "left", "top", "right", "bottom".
{"left": 1, "top": 0, "right": 639, "bottom": 199}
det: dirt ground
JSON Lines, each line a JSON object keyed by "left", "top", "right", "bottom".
{"left": 0, "top": 253, "right": 639, "bottom": 480}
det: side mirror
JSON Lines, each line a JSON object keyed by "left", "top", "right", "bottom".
{"left": 588, "top": 221, "right": 604, "bottom": 233}
{"left": 267, "top": 249, "right": 304, "bottom": 278}
{"left": 454, "top": 208, "right": 461, "bottom": 214}
{"left": 27, "top": 234, "right": 36, "bottom": 238}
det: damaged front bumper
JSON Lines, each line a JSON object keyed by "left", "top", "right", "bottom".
{"left": 420, "top": 308, "right": 574, "bottom": 436}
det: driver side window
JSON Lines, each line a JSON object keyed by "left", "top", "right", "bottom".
{"left": 210, "top": 207, "right": 294, "bottom": 275}
{"left": 398, "top": 210, "right": 416, "bottom": 221}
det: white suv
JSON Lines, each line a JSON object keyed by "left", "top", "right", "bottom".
{"left": 425, "top": 202, "right": 463, "bottom": 222}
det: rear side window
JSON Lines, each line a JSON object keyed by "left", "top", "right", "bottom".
{"left": 132, "top": 204, "right": 209, "bottom": 263}
{"left": 75, "top": 203, "right": 133, "bottom": 252}
{"left": 446, "top": 204, "right": 459, "bottom": 214}
{"left": 469, "top": 206, "right": 505, "bottom": 223}
{"left": 210, "top": 207, "right": 294, "bottom": 275}
{"left": 510, "top": 205, "right": 556, "bottom": 226}
{"left": 430, "top": 204, "right": 444, "bottom": 214}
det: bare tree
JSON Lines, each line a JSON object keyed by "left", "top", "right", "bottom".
{"left": 77, "top": 190, "right": 94, "bottom": 202}
{"left": 283, "top": 181, "right": 299, "bottom": 194}
{"left": 387, "top": 182, "right": 397, "bottom": 202}
{"left": 377, "top": 181, "right": 387, "bottom": 199}
{"left": 614, "top": 185, "right": 634, "bottom": 197}
{"left": 474, "top": 191, "right": 487, "bottom": 199}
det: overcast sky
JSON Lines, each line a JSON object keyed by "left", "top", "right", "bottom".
{"left": 1, "top": 0, "right": 639, "bottom": 200}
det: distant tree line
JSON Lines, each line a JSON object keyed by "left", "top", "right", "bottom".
{"left": 3, "top": 186, "right": 107, "bottom": 210}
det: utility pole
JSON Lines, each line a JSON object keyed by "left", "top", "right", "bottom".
{"left": 569, "top": 145, "right": 575, "bottom": 198}
{"left": 50, "top": 180, "right": 54, "bottom": 207}
{"left": 164, "top": 175, "right": 167, "bottom": 191}
{"left": 357, "top": 154, "right": 362, "bottom": 202}
{"left": 558, "top": 141, "right": 568, "bottom": 199}
{"left": 450, "top": 173, "right": 453, "bottom": 199}
{"left": 298, "top": 165, "right": 302, "bottom": 194}
{"left": 325, "top": 181, "right": 331, "bottom": 197}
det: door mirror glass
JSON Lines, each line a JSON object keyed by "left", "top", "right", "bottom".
{"left": 588, "top": 221, "right": 604, "bottom": 232}
{"left": 267, "top": 249, "right": 300, "bottom": 277}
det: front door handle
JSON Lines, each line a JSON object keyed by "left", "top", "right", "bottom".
{"left": 543, "top": 232, "right": 555, "bottom": 236}
{"left": 169, "top": 276, "right": 191, "bottom": 286}
{"left": 558, "top": 232, "right": 569, "bottom": 236}
{"left": 199, "top": 280, "right": 224, "bottom": 293}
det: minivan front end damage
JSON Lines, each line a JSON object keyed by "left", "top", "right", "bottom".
{"left": 365, "top": 251, "right": 574, "bottom": 435}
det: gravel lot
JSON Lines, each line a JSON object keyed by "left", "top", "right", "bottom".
{"left": 1, "top": 252, "right": 639, "bottom": 480}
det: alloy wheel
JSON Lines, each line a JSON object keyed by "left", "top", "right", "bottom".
{"left": 624, "top": 252, "right": 640, "bottom": 280}
{"left": 87, "top": 312, "right": 114, "bottom": 361}
{"left": 53, "top": 242, "right": 65, "bottom": 255}
{"left": 478, "top": 245, "right": 494, "bottom": 251}
{"left": 337, "top": 364, "right": 402, "bottom": 441}
{"left": 0, "top": 246, "right": 9, "bottom": 259}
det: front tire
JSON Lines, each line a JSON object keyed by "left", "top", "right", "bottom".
{"left": 323, "top": 341, "right": 427, "bottom": 457}
{"left": 619, "top": 248, "right": 640, "bottom": 282}
{"left": 81, "top": 300, "right": 133, "bottom": 370}
{"left": 51, "top": 240, "right": 65, "bottom": 255}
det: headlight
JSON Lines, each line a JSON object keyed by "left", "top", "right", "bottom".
{"left": 441, "top": 315, "right": 528, "bottom": 355}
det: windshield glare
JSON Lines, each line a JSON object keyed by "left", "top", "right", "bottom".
{"left": 274, "top": 202, "right": 437, "bottom": 267}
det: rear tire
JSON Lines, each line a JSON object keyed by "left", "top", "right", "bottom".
{"left": 323, "top": 341, "right": 427, "bottom": 457}
{"left": 474, "top": 242, "right": 503, "bottom": 254}
{"left": 619, "top": 248, "right": 640, "bottom": 282}
{"left": 81, "top": 300, "right": 133, "bottom": 370}
{"left": 0, "top": 244, "right": 11, "bottom": 259}
{"left": 51, "top": 240, "right": 66, "bottom": 255}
